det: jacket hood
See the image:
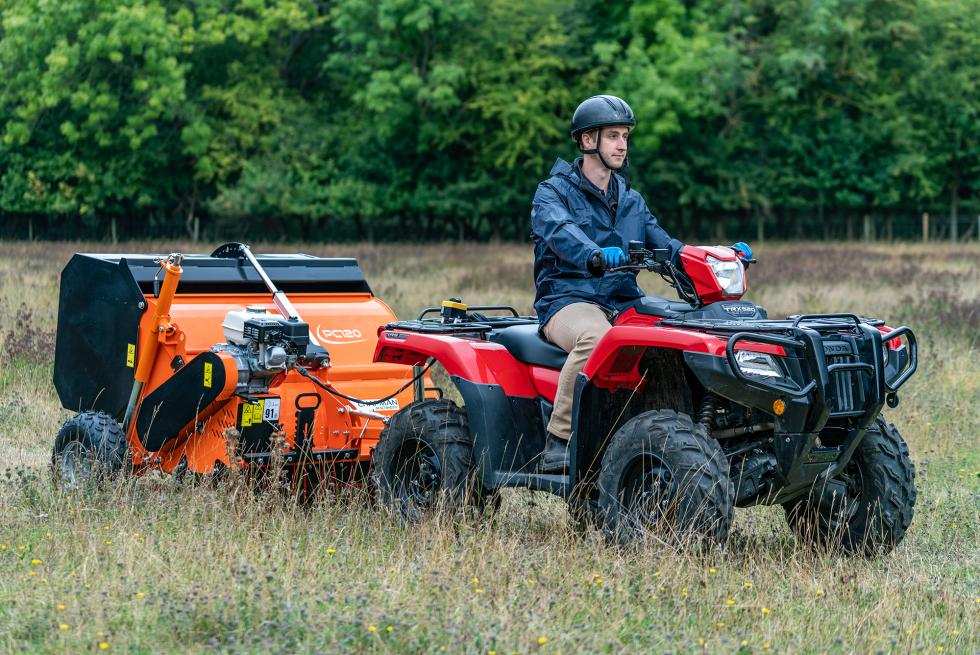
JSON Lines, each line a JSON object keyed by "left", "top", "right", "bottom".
{"left": 550, "top": 157, "right": 626, "bottom": 196}
{"left": 549, "top": 158, "right": 577, "bottom": 179}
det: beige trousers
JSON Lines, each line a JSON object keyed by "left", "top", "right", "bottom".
{"left": 541, "top": 302, "right": 613, "bottom": 439}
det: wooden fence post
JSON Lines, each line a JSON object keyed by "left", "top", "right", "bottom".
{"left": 110, "top": 217, "right": 118, "bottom": 244}
{"left": 922, "top": 212, "right": 929, "bottom": 242}
{"left": 28, "top": 217, "right": 34, "bottom": 241}
{"left": 863, "top": 214, "right": 872, "bottom": 241}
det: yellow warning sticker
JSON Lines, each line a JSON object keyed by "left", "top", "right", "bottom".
{"left": 126, "top": 344, "right": 135, "bottom": 368}
{"left": 203, "top": 362, "right": 213, "bottom": 388}
{"left": 240, "top": 399, "right": 265, "bottom": 428}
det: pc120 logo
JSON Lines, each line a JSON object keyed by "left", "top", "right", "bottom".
{"left": 315, "top": 326, "right": 367, "bottom": 345}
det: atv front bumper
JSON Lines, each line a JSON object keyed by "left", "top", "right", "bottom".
{"left": 680, "top": 314, "right": 917, "bottom": 501}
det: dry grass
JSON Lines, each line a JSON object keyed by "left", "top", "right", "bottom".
{"left": 0, "top": 240, "right": 978, "bottom": 654}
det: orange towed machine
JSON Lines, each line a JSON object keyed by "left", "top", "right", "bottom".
{"left": 52, "top": 243, "right": 420, "bottom": 485}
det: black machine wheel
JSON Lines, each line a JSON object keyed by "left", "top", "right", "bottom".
{"left": 371, "top": 399, "right": 490, "bottom": 520}
{"left": 783, "top": 417, "right": 916, "bottom": 556}
{"left": 51, "top": 411, "right": 129, "bottom": 490}
{"left": 596, "top": 410, "right": 734, "bottom": 546}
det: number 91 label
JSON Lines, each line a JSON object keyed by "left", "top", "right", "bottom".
{"left": 262, "top": 398, "right": 281, "bottom": 421}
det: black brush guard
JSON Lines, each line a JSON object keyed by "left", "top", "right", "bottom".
{"left": 674, "top": 313, "right": 917, "bottom": 502}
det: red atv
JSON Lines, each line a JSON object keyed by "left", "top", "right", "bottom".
{"left": 370, "top": 242, "right": 918, "bottom": 554}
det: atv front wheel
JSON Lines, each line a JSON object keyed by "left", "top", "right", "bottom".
{"left": 783, "top": 417, "right": 916, "bottom": 556}
{"left": 596, "top": 410, "right": 734, "bottom": 546}
{"left": 52, "top": 411, "right": 129, "bottom": 490}
{"left": 371, "top": 400, "right": 489, "bottom": 520}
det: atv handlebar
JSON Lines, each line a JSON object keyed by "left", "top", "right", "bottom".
{"left": 596, "top": 243, "right": 702, "bottom": 306}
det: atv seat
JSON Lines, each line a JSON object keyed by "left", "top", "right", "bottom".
{"left": 487, "top": 324, "right": 568, "bottom": 370}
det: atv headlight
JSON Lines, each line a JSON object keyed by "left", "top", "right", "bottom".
{"left": 707, "top": 255, "right": 745, "bottom": 295}
{"left": 734, "top": 350, "right": 783, "bottom": 379}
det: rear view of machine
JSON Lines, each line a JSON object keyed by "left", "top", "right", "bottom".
{"left": 51, "top": 243, "right": 417, "bottom": 489}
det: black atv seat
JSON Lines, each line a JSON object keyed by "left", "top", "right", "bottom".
{"left": 487, "top": 324, "right": 568, "bottom": 370}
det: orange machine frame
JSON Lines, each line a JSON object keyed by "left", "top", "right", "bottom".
{"left": 124, "top": 260, "right": 420, "bottom": 478}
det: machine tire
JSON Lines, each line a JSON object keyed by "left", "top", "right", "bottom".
{"left": 371, "top": 399, "right": 488, "bottom": 520}
{"left": 51, "top": 411, "right": 129, "bottom": 490}
{"left": 783, "top": 417, "right": 916, "bottom": 556}
{"left": 596, "top": 410, "right": 734, "bottom": 546}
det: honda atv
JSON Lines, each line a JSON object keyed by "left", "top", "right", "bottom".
{"left": 371, "top": 242, "right": 918, "bottom": 555}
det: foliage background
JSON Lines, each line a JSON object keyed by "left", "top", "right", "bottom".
{"left": 1, "top": 0, "right": 979, "bottom": 242}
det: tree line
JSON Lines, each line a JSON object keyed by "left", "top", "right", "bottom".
{"left": 1, "top": 0, "right": 977, "bottom": 242}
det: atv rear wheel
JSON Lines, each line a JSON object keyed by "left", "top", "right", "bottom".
{"left": 783, "top": 417, "right": 916, "bottom": 556}
{"left": 596, "top": 410, "right": 734, "bottom": 546}
{"left": 371, "top": 399, "right": 490, "bottom": 520}
{"left": 52, "top": 411, "right": 128, "bottom": 490}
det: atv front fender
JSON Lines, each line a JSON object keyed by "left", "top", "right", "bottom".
{"left": 582, "top": 325, "right": 785, "bottom": 391}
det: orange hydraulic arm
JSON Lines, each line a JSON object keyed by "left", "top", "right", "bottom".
{"left": 121, "top": 253, "right": 183, "bottom": 434}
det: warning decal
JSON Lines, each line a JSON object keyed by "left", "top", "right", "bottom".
{"left": 240, "top": 399, "right": 266, "bottom": 428}
{"left": 203, "top": 361, "right": 213, "bottom": 388}
{"left": 126, "top": 344, "right": 135, "bottom": 368}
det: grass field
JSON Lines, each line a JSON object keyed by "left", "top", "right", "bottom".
{"left": 0, "top": 240, "right": 977, "bottom": 654}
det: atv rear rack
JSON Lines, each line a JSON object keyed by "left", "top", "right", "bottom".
{"left": 386, "top": 307, "right": 537, "bottom": 336}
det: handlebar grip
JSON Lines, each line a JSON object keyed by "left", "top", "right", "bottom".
{"left": 589, "top": 251, "right": 603, "bottom": 269}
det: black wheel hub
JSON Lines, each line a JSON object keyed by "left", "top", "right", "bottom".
{"left": 392, "top": 440, "right": 443, "bottom": 518}
{"left": 619, "top": 452, "right": 675, "bottom": 532}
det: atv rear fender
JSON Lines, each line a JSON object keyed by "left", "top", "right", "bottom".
{"left": 374, "top": 329, "right": 538, "bottom": 396}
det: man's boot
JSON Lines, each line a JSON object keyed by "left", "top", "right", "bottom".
{"left": 539, "top": 434, "right": 570, "bottom": 473}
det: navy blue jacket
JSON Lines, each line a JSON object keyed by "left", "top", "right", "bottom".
{"left": 531, "top": 158, "right": 683, "bottom": 328}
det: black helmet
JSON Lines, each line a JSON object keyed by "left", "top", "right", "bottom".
{"left": 570, "top": 95, "right": 636, "bottom": 138}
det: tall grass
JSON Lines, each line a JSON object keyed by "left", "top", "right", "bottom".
{"left": 0, "top": 241, "right": 977, "bottom": 654}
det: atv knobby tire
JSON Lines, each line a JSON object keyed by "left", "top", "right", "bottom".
{"left": 596, "top": 410, "right": 734, "bottom": 546}
{"left": 52, "top": 411, "right": 128, "bottom": 490}
{"left": 783, "top": 417, "right": 916, "bottom": 556}
{"left": 371, "top": 399, "right": 489, "bottom": 520}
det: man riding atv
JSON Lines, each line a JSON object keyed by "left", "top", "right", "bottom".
{"left": 532, "top": 95, "right": 751, "bottom": 472}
